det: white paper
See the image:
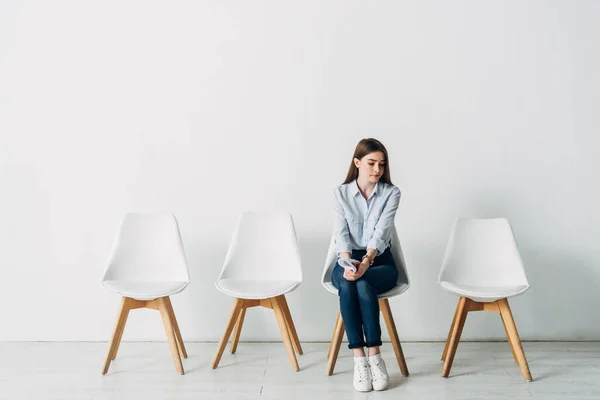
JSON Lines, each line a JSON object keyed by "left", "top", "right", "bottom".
{"left": 338, "top": 258, "right": 359, "bottom": 273}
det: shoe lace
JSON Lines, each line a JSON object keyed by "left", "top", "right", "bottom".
{"left": 370, "top": 360, "right": 385, "bottom": 381}
{"left": 356, "top": 362, "right": 369, "bottom": 382}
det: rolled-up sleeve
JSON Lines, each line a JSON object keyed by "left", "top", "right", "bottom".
{"left": 332, "top": 188, "right": 352, "bottom": 255}
{"left": 367, "top": 187, "right": 401, "bottom": 255}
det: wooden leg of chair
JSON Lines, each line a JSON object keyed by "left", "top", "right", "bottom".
{"left": 327, "top": 313, "right": 345, "bottom": 376}
{"left": 157, "top": 297, "right": 184, "bottom": 375}
{"left": 164, "top": 297, "right": 187, "bottom": 359}
{"left": 110, "top": 298, "right": 131, "bottom": 361}
{"left": 272, "top": 297, "right": 299, "bottom": 371}
{"left": 102, "top": 297, "right": 131, "bottom": 374}
{"left": 111, "top": 318, "right": 126, "bottom": 361}
{"left": 380, "top": 298, "right": 409, "bottom": 377}
{"left": 441, "top": 296, "right": 470, "bottom": 378}
{"left": 499, "top": 308, "right": 519, "bottom": 364}
{"left": 498, "top": 298, "right": 532, "bottom": 381}
{"left": 230, "top": 301, "right": 246, "bottom": 354}
{"left": 279, "top": 295, "right": 303, "bottom": 355}
{"left": 212, "top": 298, "right": 244, "bottom": 369}
{"left": 327, "top": 313, "right": 342, "bottom": 359}
{"left": 441, "top": 300, "right": 462, "bottom": 361}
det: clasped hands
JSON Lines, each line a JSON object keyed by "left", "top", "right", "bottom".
{"left": 343, "top": 259, "right": 369, "bottom": 281}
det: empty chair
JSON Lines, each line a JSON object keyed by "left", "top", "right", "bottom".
{"left": 101, "top": 213, "right": 190, "bottom": 375}
{"left": 322, "top": 225, "right": 410, "bottom": 377}
{"left": 438, "top": 218, "right": 532, "bottom": 381}
{"left": 212, "top": 211, "right": 303, "bottom": 371}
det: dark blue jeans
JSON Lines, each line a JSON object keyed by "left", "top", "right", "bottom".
{"left": 332, "top": 248, "right": 398, "bottom": 349}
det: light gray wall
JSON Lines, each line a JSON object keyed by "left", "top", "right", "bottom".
{"left": 1, "top": 0, "right": 599, "bottom": 341}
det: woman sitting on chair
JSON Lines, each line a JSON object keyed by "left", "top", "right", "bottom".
{"left": 331, "top": 138, "right": 400, "bottom": 392}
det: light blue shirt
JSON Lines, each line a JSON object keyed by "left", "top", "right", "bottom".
{"left": 332, "top": 180, "right": 401, "bottom": 256}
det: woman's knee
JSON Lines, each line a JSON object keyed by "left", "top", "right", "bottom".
{"left": 337, "top": 278, "right": 357, "bottom": 295}
{"left": 356, "top": 279, "right": 375, "bottom": 299}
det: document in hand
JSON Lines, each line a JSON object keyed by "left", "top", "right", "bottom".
{"left": 338, "top": 257, "right": 359, "bottom": 273}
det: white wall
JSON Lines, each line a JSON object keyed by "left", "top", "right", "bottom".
{"left": 1, "top": 0, "right": 599, "bottom": 342}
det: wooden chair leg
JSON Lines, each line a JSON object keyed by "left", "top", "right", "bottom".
{"left": 441, "top": 296, "right": 470, "bottom": 378}
{"left": 271, "top": 297, "right": 299, "bottom": 371}
{"left": 111, "top": 319, "right": 126, "bottom": 361}
{"left": 110, "top": 298, "right": 131, "bottom": 361}
{"left": 327, "top": 313, "right": 342, "bottom": 359}
{"left": 102, "top": 297, "right": 131, "bottom": 375}
{"left": 157, "top": 297, "right": 184, "bottom": 375}
{"left": 499, "top": 309, "right": 519, "bottom": 363}
{"left": 212, "top": 298, "right": 244, "bottom": 369}
{"left": 441, "top": 300, "right": 462, "bottom": 361}
{"left": 278, "top": 295, "right": 303, "bottom": 355}
{"left": 230, "top": 301, "right": 246, "bottom": 354}
{"left": 326, "top": 313, "right": 345, "bottom": 376}
{"left": 380, "top": 298, "right": 409, "bottom": 377}
{"left": 498, "top": 298, "right": 532, "bottom": 381}
{"left": 164, "top": 296, "right": 187, "bottom": 359}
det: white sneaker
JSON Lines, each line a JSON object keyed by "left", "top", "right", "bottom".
{"left": 369, "top": 355, "right": 389, "bottom": 391}
{"left": 353, "top": 357, "right": 372, "bottom": 392}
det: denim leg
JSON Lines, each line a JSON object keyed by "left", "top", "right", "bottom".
{"left": 332, "top": 264, "right": 366, "bottom": 349}
{"left": 355, "top": 279, "right": 381, "bottom": 347}
{"left": 355, "top": 264, "right": 398, "bottom": 347}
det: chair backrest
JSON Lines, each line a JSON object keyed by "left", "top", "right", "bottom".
{"left": 102, "top": 213, "right": 190, "bottom": 283}
{"left": 438, "top": 218, "right": 528, "bottom": 287}
{"left": 217, "top": 211, "right": 303, "bottom": 282}
{"left": 321, "top": 225, "right": 410, "bottom": 288}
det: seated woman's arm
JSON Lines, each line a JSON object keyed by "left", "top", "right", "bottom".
{"left": 366, "top": 187, "right": 401, "bottom": 260}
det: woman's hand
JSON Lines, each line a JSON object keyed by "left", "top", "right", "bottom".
{"left": 343, "top": 260, "right": 369, "bottom": 281}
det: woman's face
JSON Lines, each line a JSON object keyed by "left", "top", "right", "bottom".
{"left": 354, "top": 151, "right": 386, "bottom": 183}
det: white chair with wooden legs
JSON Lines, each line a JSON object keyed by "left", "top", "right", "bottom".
{"left": 101, "top": 213, "right": 190, "bottom": 375}
{"left": 438, "top": 218, "right": 532, "bottom": 381}
{"left": 321, "top": 226, "right": 410, "bottom": 377}
{"left": 212, "top": 211, "right": 303, "bottom": 371}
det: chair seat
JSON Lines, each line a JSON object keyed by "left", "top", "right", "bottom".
{"left": 439, "top": 281, "right": 529, "bottom": 302}
{"left": 102, "top": 280, "right": 188, "bottom": 300}
{"left": 215, "top": 279, "right": 301, "bottom": 299}
{"left": 322, "top": 281, "right": 410, "bottom": 299}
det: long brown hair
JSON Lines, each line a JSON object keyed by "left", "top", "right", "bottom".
{"left": 343, "top": 138, "right": 393, "bottom": 185}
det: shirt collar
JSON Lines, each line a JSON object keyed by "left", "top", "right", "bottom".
{"left": 373, "top": 181, "right": 380, "bottom": 196}
{"left": 351, "top": 180, "right": 380, "bottom": 198}
{"left": 351, "top": 180, "right": 361, "bottom": 197}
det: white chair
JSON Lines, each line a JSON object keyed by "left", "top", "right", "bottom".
{"left": 321, "top": 226, "right": 410, "bottom": 377}
{"left": 101, "top": 213, "right": 190, "bottom": 375}
{"left": 212, "top": 211, "right": 304, "bottom": 371}
{"left": 438, "top": 218, "right": 532, "bottom": 381}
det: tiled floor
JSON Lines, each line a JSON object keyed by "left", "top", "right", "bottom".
{"left": 0, "top": 342, "right": 598, "bottom": 399}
